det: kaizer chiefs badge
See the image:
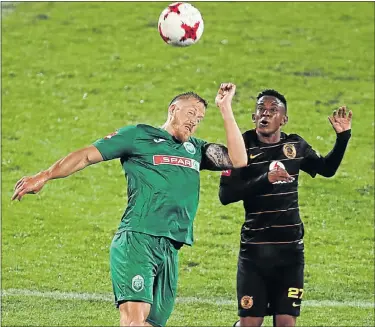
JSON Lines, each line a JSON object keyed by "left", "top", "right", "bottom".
{"left": 240, "top": 295, "right": 253, "bottom": 309}
{"left": 283, "top": 143, "right": 296, "bottom": 159}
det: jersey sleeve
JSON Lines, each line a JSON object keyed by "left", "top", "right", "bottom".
{"left": 300, "top": 131, "right": 351, "bottom": 178}
{"left": 200, "top": 142, "right": 236, "bottom": 171}
{"left": 219, "top": 168, "right": 244, "bottom": 203}
{"left": 194, "top": 139, "right": 211, "bottom": 171}
{"left": 199, "top": 141, "right": 213, "bottom": 171}
{"left": 93, "top": 125, "right": 138, "bottom": 161}
{"left": 300, "top": 138, "right": 322, "bottom": 177}
{"left": 219, "top": 167, "right": 272, "bottom": 204}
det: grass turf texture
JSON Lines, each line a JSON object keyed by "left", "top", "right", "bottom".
{"left": 1, "top": 2, "right": 374, "bottom": 326}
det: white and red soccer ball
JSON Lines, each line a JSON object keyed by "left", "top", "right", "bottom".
{"left": 158, "top": 2, "right": 204, "bottom": 47}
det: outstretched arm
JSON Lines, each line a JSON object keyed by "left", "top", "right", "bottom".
{"left": 12, "top": 124, "right": 139, "bottom": 201}
{"left": 219, "top": 166, "right": 295, "bottom": 205}
{"left": 302, "top": 106, "right": 352, "bottom": 177}
{"left": 12, "top": 145, "right": 103, "bottom": 201}
{"left": 312, "top": 130, "right": 351, "bottom": 177}
{"left": 201, "top": 83, "right": 247, "bottom": 170}
{"left": 216, "top": 83, "right": 247, "bottom": 168}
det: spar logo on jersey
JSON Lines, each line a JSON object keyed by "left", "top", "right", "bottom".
{"left": 153, "top": 155, "right": 199, "bottom": 172}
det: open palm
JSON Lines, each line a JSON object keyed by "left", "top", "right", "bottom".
{"left": 328, "top": 106, "right": 353, "bottom": 133}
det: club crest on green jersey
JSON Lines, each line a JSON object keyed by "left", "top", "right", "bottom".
{"left": 132, "top": 275, "right": 144, "bottom": 292}
{"left": 183, "top": 142, "right": 196, "bottom": 155}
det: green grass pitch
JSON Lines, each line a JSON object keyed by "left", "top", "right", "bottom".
{"left": 1, "top": 2, "right": 374, "bottom": 326}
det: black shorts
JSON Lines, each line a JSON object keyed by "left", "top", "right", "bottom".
{"left": 237, "top": 242, "right": 304, "bottom": 317}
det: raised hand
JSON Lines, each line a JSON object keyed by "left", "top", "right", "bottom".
{"left": 11, "top": 173, "right": 47, "bottom": 201}
{"left": 328, "top": 106, "right": 353, "bottom": 133}
{"left": 215, "top": 83, "right": 236, "bottom": 110}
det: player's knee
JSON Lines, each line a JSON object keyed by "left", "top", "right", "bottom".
{"left": 120, "top": 316, "right": 148, "bottom": 327}
{"left": 119, "top": 304, "right": 149, "bottom": 326}
{"left": 239, "top": 316, "right": 264, "bottom": 327}
{"left": 275, "top": 315, "right": 296, "bottom": 327}
{"left": 276, "top": 322, "right": 295, "bottom": 327}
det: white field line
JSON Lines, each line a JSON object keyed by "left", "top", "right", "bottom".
{"left": 1, "top": 288, "right": 374, "bottom": 309}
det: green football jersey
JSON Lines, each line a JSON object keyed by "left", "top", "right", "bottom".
{"left": 93, "top": 124, "right": 208, "bottom": 245}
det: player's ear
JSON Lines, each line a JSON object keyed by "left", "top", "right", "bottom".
{"left": 281, "top": 115, "right": 288, "bottom": 126}
{"left": 168, "top": 104, "right": 176, "bottom": 116}
{"left": 251, "top": 113, "right": 256, "bottom": 123}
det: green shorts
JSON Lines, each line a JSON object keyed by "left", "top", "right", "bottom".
{"left": 110, "top": 230, "right": 179, "bottom": 327}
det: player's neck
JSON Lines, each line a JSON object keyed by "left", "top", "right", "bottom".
{"left": 256, "top": 129, "right": 281, "bottom": 144}
{"left": 161, "top": 122, "right": 174, "bottom": 137}
{"left": 161, "top": 122, "right": 182, "bottom": 142}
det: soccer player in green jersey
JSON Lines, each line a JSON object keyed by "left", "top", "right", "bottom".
{"left": 12, "top": 83, "right": 247, "bottom": 327}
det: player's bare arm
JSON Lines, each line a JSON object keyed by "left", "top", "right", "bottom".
{"left": 11, "top": 145, "right": 103, "bottom": 201}
{"left": 214, "top": 83, "right": 247, "bottom": 168}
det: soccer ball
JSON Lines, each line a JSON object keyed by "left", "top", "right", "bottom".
{"left": 158, "top": 2, "right": 204, "bottom": 47}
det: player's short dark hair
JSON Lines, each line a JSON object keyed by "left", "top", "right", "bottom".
{"left": 169, "top": 92, "right": 208, "bottom": 108}
{"left": 256, "top": 89, "right": 287, "bottom": 112}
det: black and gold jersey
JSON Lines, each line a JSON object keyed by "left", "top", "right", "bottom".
{"left": 219, "top": 129, "right": 351, "bottom": 247}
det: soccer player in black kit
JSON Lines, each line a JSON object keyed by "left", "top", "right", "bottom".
{"left": 219, "top": 89, "right": 352, "bottom": 327}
